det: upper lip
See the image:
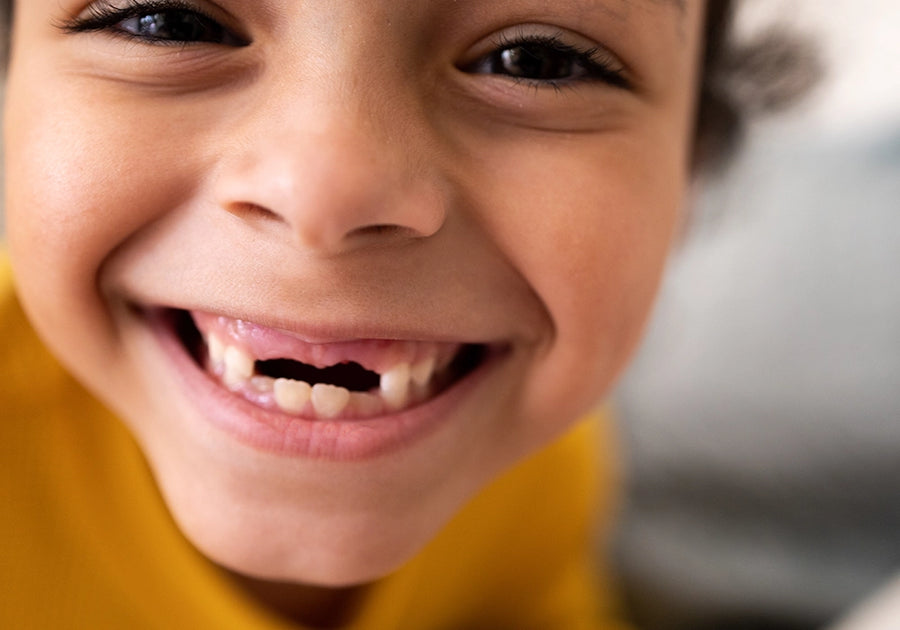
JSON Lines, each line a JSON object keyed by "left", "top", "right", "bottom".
{"left": 132, "top": 301, "right": 508, "bottom": 348}
{"left": 106, "top": 246, "right": 540, "bottom": 350}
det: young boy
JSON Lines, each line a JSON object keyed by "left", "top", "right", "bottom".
{"left": 1, "top": 1, "right": 740, "bottom": 627}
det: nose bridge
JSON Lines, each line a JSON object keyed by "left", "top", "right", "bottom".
{"left": 215, "top": 56, "right": 446, "bottom": 254}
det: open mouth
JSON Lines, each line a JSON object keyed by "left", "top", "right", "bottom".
{"left": 168, "top": 309, "right": 489, "bottom": 421}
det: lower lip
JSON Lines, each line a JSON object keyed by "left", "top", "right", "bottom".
{"left": 146, "top": 310, "right": 496, "bottom": 461}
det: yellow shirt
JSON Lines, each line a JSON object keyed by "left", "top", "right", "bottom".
{"left": 0, "top": 255, "right": 629, "bottom": 629}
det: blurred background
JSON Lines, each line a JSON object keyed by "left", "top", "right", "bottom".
{"left": 611, "top": 1, "right": 900, "bottom": 629}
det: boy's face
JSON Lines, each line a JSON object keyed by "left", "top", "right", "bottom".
{"left": 5, "top": 0, "right": 702, "bottom": 584}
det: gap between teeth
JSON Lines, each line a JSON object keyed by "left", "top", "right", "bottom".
{"left": 209, "top": 333, "right": 440, "bottom": 419}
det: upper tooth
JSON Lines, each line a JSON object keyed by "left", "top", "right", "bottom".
{"left": 208, "top": 333, "right": 226, "bottom": 367}
{"left": 223, "top": 345, "right": 254, "bottom": 389}
{"left": 410, "top": 356, "right": 436, "bottom": 387}
{"left": 274, "top": 378, "right": 311, "bottom": 414}
{"left": 380, "top": 362, "right": 411, "bottom": 410}
{"left": 311, "top": 384, "right": 350, "bottom": 419}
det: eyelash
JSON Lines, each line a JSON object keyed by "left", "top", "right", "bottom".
{"left": 58, "top": 0, "right": 248, "bottom": 47}
{"left": 469, "top": 32, "right": 630, "bottom": 90}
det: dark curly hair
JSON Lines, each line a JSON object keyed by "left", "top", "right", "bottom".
{"left": 694, "top": 2, "right": 820, "bottom": 169}
{"left": 0, "top": 1, "right": 815, "bottom": 170}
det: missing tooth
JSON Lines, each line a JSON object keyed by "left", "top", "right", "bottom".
{"left": 255, "top": 359, "right": 380, "bottom": 392}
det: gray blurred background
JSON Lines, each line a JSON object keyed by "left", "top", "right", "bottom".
{"left": 611, "top": 2, "right": 900, "bottom": 629}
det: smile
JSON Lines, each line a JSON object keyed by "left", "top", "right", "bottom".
{"left": 144, "top": 307, "right": 502, "bottom": 457}
{"left": 142, "top": 305, "right": 505, "bottom": 458}
{"left": 173, "top": 309, "right": 488, "bottom": 421}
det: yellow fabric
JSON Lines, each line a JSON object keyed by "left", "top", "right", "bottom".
{"left": 0, "top": 254, "right": 629, "bottom": 629}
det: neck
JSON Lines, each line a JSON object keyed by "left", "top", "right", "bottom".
{"left": 228, "top": 571, "right": 370, "bottom": 628}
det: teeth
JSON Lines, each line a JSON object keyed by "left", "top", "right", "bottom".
{"left": 351, "top": 392, "right": 383, "bottom": 416}
{"left": 208, "top": 333, "right": 226, "bottom": 367}
{"left": 410, "top": 356, "right": 436, "bottom": 387}
{"left": 311, "top": 383, "right": 350, "bottom": 419}
{"left": 205, "top": 333, "right": 444, "bottom": 418}
{"left": 380, "top": 362, "right": 411, "bottom": 410}
{"left": 274, "top": 378, "right": 312, "bottom": 414}
{"left": 223, "top": 346, "right": 254, "bottom": 390}
{"left": 251, "top": 376, "right": 275, "bottom": 393}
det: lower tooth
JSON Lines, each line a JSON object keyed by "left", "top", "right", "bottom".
{"left": 351, "top": 392, "right": 383, "bottom": 416}
{"left": 311, "top": 384, "right": 350, "bottom": 419}
{"left": 274, "top": 378, "right": 311, "bottom": 414}
{"left": 251, "top": 376, "right": 275, "bottom": 393}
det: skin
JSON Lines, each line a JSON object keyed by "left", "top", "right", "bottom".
{"left": 4, "top": 0, "right": 703, "bottom": 622}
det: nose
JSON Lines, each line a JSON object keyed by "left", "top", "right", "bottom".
{"left": 213, "top": 91, "right": 448, "bottom": 256}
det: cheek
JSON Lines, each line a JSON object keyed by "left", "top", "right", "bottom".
{"left": 541, "top": 151, "right": 681, "bottom": 359}
{"left": 470, "top": 133, "right": 685, "bottom": 433}
{"left": 4, "top": 78, "right": 196, "bottom": 364}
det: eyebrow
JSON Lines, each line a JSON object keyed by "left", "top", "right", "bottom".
{"left": 447, "top": 0, "right": 687, "bottom": 30}
{"left": 631, "top": 0, "right": 685, "bottom": 13}
{"left": 598, "top": 0, "right": 686, "bottom": 18}
{"left": 585, "top": 0, "right": 685, "bottom": 26}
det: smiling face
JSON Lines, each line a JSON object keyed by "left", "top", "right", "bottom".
{"left": 5, "top": 0, "right": 703, "bottom": 585}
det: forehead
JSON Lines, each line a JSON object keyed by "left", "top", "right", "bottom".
{"left": 573, "top": 0, "right": 690, "bottom": 38}
{"left": 440, "top": 0, "right": 688, "bottom": 22}
{"left": 9, "top": 0, "right": 690, "bottom": 23}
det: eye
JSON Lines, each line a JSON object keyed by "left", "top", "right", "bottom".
{"left": 59, "top": 1, "right": 248, "bottom": 47}
{"left": 118, "top": 10, "right": 236, "bottom": 44}
{"left": 463, "top": 33, "right": 628, "bottom": 89}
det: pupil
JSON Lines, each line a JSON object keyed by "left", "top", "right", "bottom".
{"left": 498, "top": 45, "right": 573, "bottom": 80}
{"left": 137, "top": 14, "right": 163, "bottom": 36}
{"left": 136, "top": 12, "right": 209, "bottom": 41}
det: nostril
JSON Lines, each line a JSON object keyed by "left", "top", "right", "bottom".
{"left": 350, "top": 224, "right": 419, "bottom": 239}
{"left": 225, "top": 202, "right": 284, "bottom": 224}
